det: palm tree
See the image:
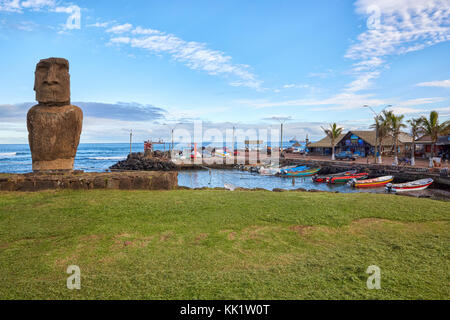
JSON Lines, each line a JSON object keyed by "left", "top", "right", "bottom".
{"left": 407, "top": 118, "right": 422, "bottom": 166}
{"left": 321, "top": 123, "right": 343, "bottom": 160}
{"left": 389, "top": 114, "right": 406, "bottom": 165}
{"left": 370, "top": 111, "right": 390, "bottom": 164}
{"left": 420, "top": 111, "right": 450, "bottom": 167}
{"left": 370, "top": 116, "right": 381, "bottom": 163}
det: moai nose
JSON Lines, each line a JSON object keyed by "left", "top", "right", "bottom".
{"left": 44, "top": 65, "right": 59, "bottom": 84}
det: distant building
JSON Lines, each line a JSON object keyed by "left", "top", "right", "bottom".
{"left": 415, "top": 128, "right": 450, "bottom": 160}
{"left": 308, "top": 130, "right": 412, "bottom": 157}
{"left": 307, "top": 133, "right": 346, "bottom": 156}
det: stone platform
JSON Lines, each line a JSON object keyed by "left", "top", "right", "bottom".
{"left": 0, "top": 171, "right": 178, "bottom": 192}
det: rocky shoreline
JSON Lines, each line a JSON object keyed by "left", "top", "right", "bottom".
{"left": 109, "top": 151, "right": 177, "bottom": 171}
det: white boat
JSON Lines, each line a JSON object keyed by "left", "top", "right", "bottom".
{"left": 258, "top": 167, "right": 280, "bottom": 175}
{"left": 386, "top": 178, "right": 433, "bottom": 193}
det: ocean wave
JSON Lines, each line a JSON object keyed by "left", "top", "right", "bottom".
{"left": 0, "top": 152, "right": 17, "bottom": 158}
{"left": 88, "top": 156, "right": 126, "bottom": 160}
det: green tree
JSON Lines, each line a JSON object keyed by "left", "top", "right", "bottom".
{"left": 321, "top": 123, "right": 343, "bottom": 161}
{"left": 420, "top": 111, "right": 450, "bottom": 167}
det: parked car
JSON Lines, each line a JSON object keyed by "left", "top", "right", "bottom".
{"left": 284, "top": 147, "right": 294, "bottom": 153}
{"left": 335, "top": 151, "right": 359, "bottom": 161}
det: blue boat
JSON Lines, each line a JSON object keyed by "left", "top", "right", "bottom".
{"left": 280, "top": 165, "right": 308, "bottom": 174}
{"left": 285, "top": 167, "right": 320, "bottom": 177}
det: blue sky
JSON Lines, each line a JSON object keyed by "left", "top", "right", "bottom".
{"left": 0, "top": 0, "right": 449, "bottom": 143}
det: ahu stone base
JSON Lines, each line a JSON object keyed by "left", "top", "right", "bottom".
{"left": 0, "top": 171, "right": 178, "bottom": 192}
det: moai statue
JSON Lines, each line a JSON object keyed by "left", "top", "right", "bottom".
{"left": 27, "top": 58, "right": 83, "bottom": 172}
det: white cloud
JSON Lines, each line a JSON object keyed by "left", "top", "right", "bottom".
{"left": 261, "top": 115, "right": 293, "bottom": 122}
{"left": 0, "top": 0, "right": 21, "bottom": 12}
{"left": 110, "top": 29, "right": 261, "bottom": 89}
{"left": 88, "top": 22, "right": 109, "bottom": 28}
{"left": 396, "top": 97, "right": 447, "bottom": 107}
{"left": 21, "top": 0, "right": 54, "bottom": 10}
{"left": 345, "top": 0, "right": 450, "bottom": 92}
{"left": 109, "top": 37, "right": 130, "bottom": 44}
{"left": 386, "top": 106, "right": 450, "bottom": 116}
{"left": 0, "top": 0, "right": 55, "bottom": 12}
{"left": 107, "top": 23, "right": 133, "bottom": 34}
{"left": 283, "top": 84, "right": 309, "bottom": 89}
{"left": 345, "top": 71, "right": 380, "bottom": 92}
{"left": 132, "top": 26, "right": 161, "bottom": 35}
{"left": 307, "top": 69, "right": 334, "bottom": 78}
{"left": 415, "top": 79, "right": 450, "bottom": 88}
{"left": 236, "top": 92, "right": 386, "bottom": 110}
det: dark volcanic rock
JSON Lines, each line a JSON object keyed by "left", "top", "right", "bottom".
{"left": 110, "top": 152, "right": 178, "bottom": 171}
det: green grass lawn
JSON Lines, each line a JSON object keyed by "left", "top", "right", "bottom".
{"left": 0, "top": 189, "right": 449, "bottom": 299}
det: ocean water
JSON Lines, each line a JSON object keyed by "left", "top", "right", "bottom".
{"left": 177, "top": 169, "right": 384, "bottom": 194}
{"left": 0, "top": 142, "right": 299, "bottom": 174}
{"left": 0, "top": 142, "right": 382, "bottom": 193}
{"left": 0, "top": 143, "right": 163, "bottom": 173}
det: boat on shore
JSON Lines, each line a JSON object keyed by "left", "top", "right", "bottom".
{"left": 313, "top": 170, "right": 357, "bottom": 183}
{"left": 385, "top": 178, "right": 433, "bottom": 193}
{"left": 328, "top": 172, "right": 369, "bottom": 184}
{"left": 350, "top": 175, "right": 393, "bottom": 188}
{"left": 284, "top": 167, "right": 320, "bottom": 177}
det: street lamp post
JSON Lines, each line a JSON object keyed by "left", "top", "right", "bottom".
{"left": 164, "top": 123, "right": 178, "bottom": 157}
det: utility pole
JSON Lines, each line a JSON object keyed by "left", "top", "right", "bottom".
{"left": 232, "top": 126, "right": 236, "bottom": 154}
{"left": 129, "top": 129, "right": 133, "bottom": 155}
{"left": 280, "top": 123, "right": 284, "bottom": 152}
{"left": 171, "top": 128, "right": 174, "bottom": 153}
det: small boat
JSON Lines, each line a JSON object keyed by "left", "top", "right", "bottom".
{"left": 285, "top": 167, "right": 321, "bottom": 177}
{"left": 328, "top": 172, "right": 369, "bottom": 184}
{"left": 351, "top": 175, "right": 393, "bottom": 188}
{"left": 313, "top": 170, "right": 357, "bottom": 183}
{"left": 385, "top": 178, "right": 433, "bottom": 193}
{"left": 259, "top": 167, "right": 280, "bottom": 175}
{"left": 280, "top": 165, "right": 309, "bottom": 174}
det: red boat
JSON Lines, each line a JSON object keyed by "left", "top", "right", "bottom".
{"left": 386, "top": 178, "right": 433, "bottom": 193}
{"left": 313, "top": 170, "right": 356, "bottom": 183}
{"left": 351, "top": 176, "right": 393, "bottom": 188}
{"left": 328, "top": 172, "right": 369, "bottom": 184}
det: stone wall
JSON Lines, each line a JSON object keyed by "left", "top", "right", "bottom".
{"left": 0, "top": 171, "right": 178, "bottom": 192}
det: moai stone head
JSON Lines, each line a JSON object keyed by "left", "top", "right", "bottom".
{"left": 34, "top": 57, "right": 70, "bottom": 105}
{"left": 28, "top": 57, "right": 82, "bottom": 172}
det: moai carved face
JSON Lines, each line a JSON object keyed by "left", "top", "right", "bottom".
{"left": 34, "top": 58, "right": 70, "bottom": 104}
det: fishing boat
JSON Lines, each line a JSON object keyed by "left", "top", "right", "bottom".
{"left": 313, "top": 170, "right": 357, "bottom": 183}
{"left": 285, "top": 167, "right": 321, "bottom": 177}
{"left": 385, "top": 178, "right": 433, "bottom": 193}
{"left": 327, "top": 172, "right": 369, "bottom": 184}
{"left": 259, "top": 166, "right": 281, "bottom": 175}
{"left": 280, "top": 165, "right": 309, "bottom": 174}
{"left": 350, "top": 175, "right": 393, "bottom": 188}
